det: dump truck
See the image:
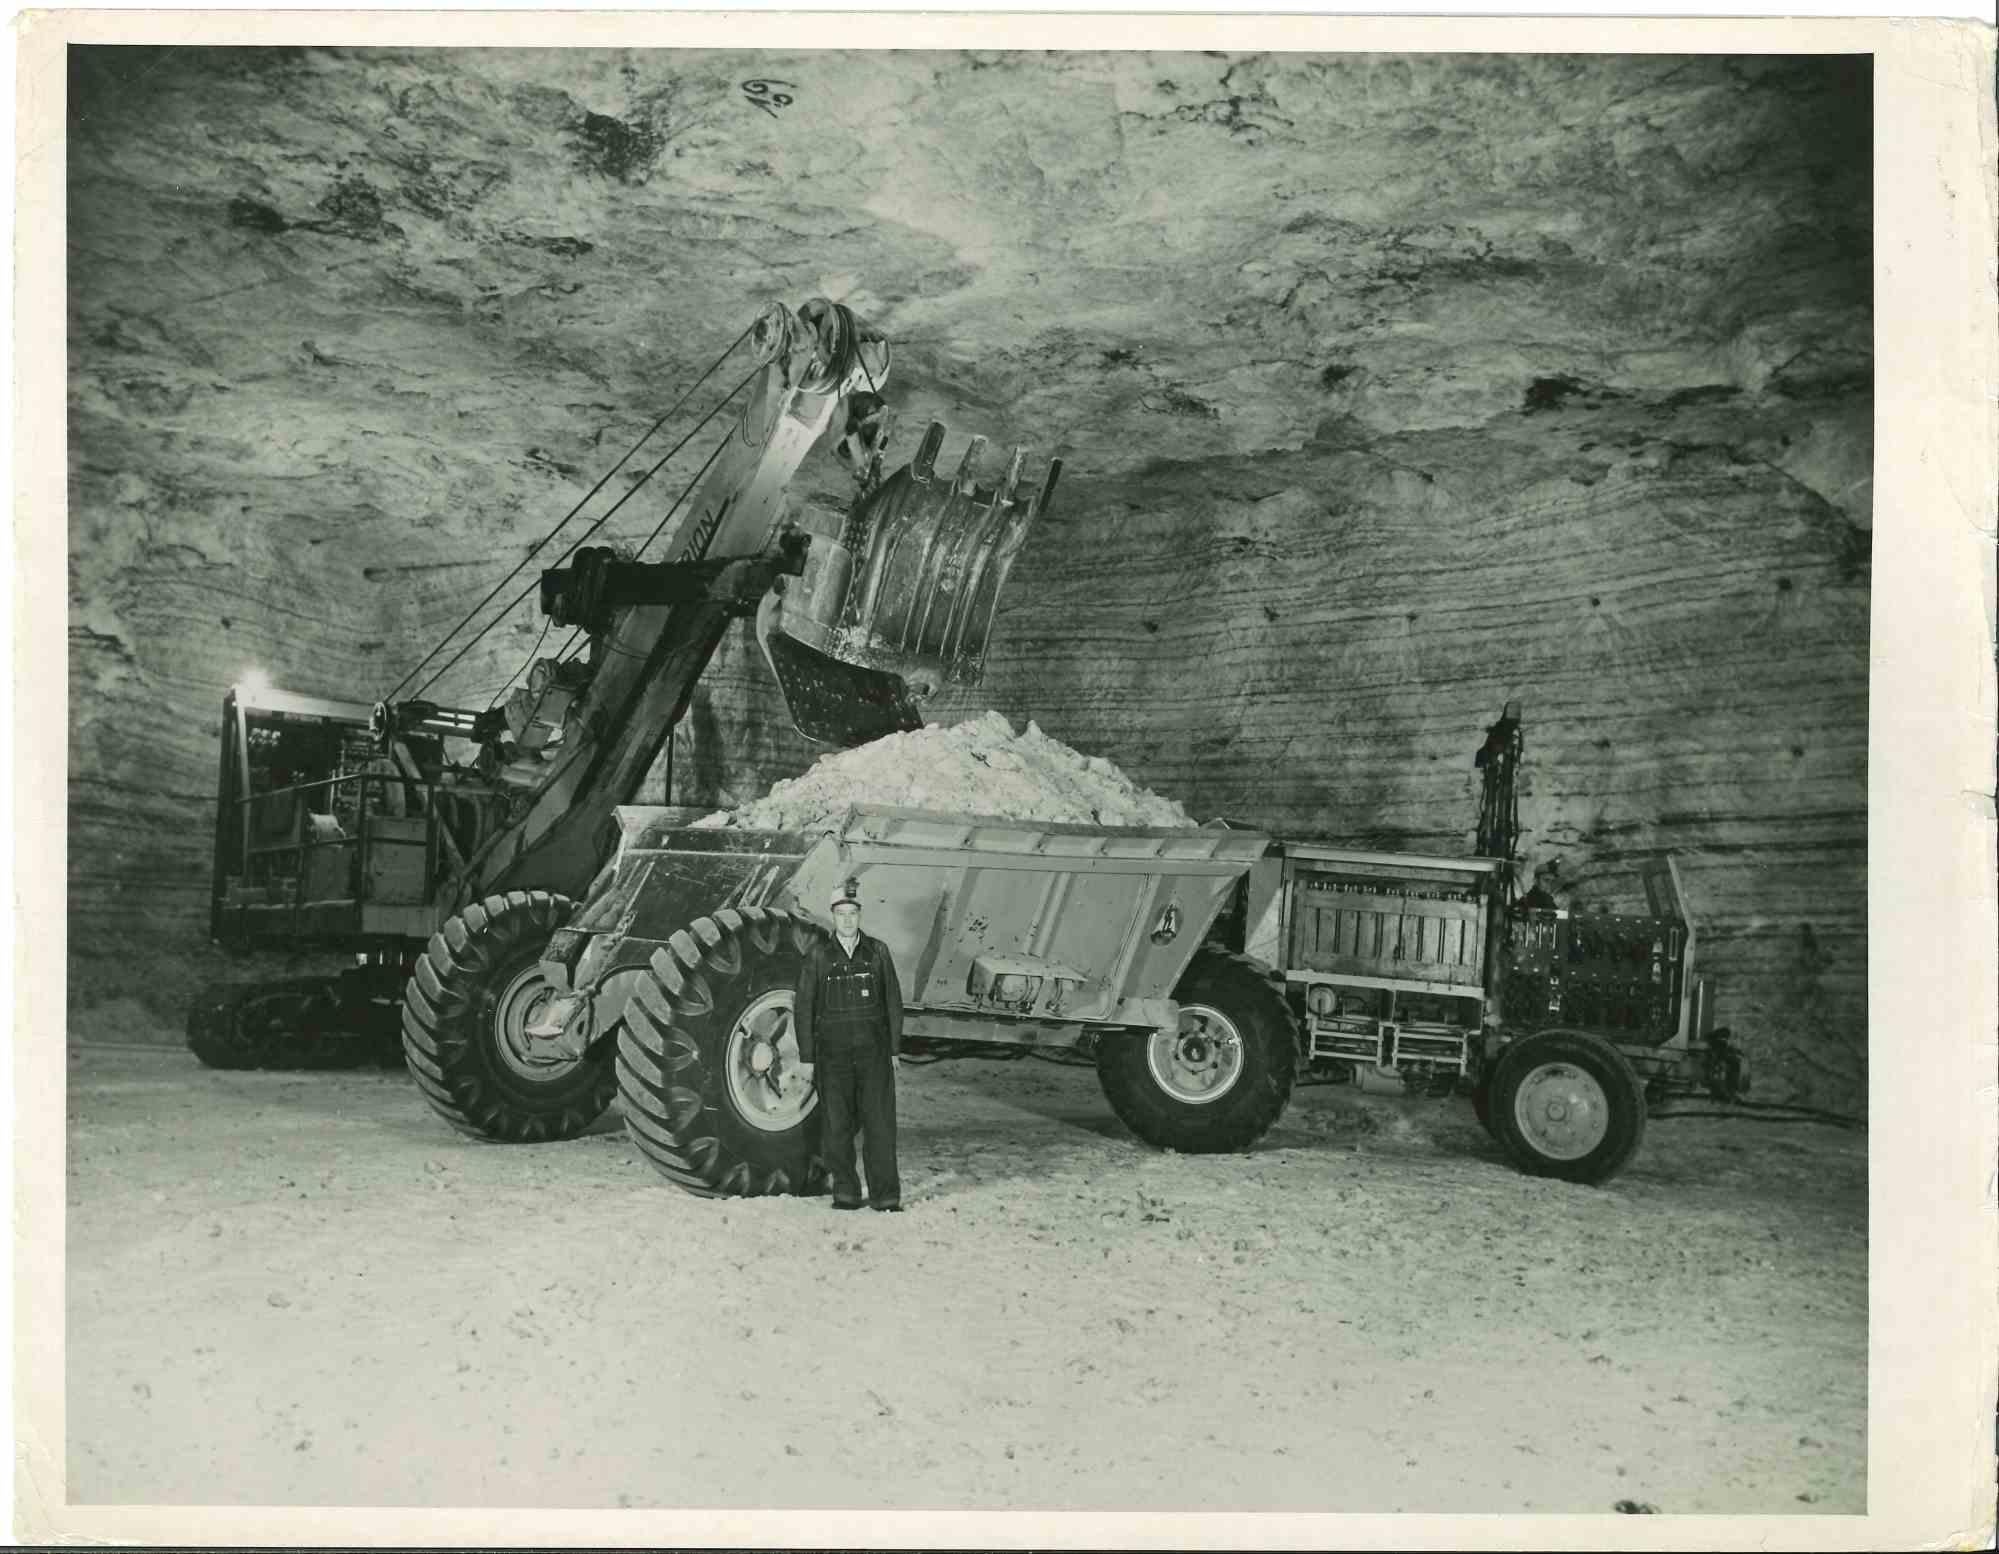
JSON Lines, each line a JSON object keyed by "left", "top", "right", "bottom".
{"left": 408, "top": 805, "right": 1295, "bottom": 1185}
{"left": 191, "top": 295, "right": 1057, "bottom": 1073}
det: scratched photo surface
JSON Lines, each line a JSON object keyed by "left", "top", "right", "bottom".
{"left": 65, "top": 47, "right": 1869, "bottom": 1511}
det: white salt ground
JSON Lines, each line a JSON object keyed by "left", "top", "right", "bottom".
{"left": 693, "top": 711, "right": 1198, "bottom": 831}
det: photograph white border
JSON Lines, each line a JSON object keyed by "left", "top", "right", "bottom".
{"left": 15, "top": 11, "right": 1997, "bottom": 1548}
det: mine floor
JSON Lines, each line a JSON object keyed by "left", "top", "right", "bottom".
{"left": 65, "top": 1043, "right": 1865, "bottom": 1513}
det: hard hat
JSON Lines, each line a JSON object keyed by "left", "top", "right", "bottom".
{"left": 831, "top": 879, "right": 861, "bottom": 909}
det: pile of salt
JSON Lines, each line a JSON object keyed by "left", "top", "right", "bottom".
{"left": 692, "top": 711, "right": 1197, "bottom": 831}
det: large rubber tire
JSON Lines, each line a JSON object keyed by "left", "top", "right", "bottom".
{"left": 1097, "top": 948, "right": 1297, "bottom": 1154}
{"left": 1489, "top": 1028, "right": 1647, "bottom": 1185}
{"left": 401, "top": 890, "right": 615, "bottom": 1143}
{"left": 616, "top": 906, "right": 829, "bottom": 1198}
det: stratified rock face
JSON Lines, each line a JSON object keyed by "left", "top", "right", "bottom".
{"left": 67, "top": 48, "right": 1869, "bottom": 1108}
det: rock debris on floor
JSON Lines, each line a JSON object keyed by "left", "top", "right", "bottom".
{"left": 66, "top": 1043, "right": 1865, "bottom": 1512}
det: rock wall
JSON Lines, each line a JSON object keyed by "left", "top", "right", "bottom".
{"left": 66, "top": 48, "right": 1869, "bottom": 1109}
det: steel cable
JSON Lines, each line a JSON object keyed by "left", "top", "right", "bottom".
{"left": 544, "top": 427, "right": 734, "bottom": 676}
{"left": 634, "top": 433, "right": 730, "bottom": 559}
{"left": 383, "top": 321, "right": 755, "bottom": 703}
{"left": 457, "top": 369, "right": 745, "bottom": 741}
{"left": 409, "top": 363, "right": 760, "bottom": 701}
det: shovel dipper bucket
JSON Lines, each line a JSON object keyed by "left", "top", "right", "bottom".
{"left": 759, "top": 420, "right": 1061, "bottom": 748}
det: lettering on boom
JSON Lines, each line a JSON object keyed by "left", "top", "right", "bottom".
{"left": 684, "top": 495, "right": 733, "bottom": 561}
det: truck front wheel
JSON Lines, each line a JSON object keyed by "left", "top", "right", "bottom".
{"left": 401, "top": 890, "right": 615, "bottom": 1143}
{"left": 616, "top": 907, "right": 829, "bottom": 1197}
{"left": 1488, "top": 1028, "right": 1646, "bottom": 1184}
{"left": 1097, "top": 949, "right": 1296, "bottom": 1153}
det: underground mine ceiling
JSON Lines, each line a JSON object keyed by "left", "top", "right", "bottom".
{"left": 67, "top": 48, "right": 1872, "bottom": 1111}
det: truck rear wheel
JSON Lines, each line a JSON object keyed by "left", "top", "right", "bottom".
{"left": 1489, "top": 1028, "right": 1646, "bottom": 1184}
{"left": 616, "top": 906, "right": 828, "bottom": 1198}
{"left": 1097, "top": 949, "right": 1296, "bottom": 1154}
{"left": 401, "top": 890, "right": 614, "bottom": 1143}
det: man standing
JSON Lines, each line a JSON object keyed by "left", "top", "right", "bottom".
{"left": 793, "top": 882, "right": 904, "bottom": 1212}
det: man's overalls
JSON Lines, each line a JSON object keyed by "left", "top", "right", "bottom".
{"left": 807, "top": 937, "right": 901, "bottom": 1209}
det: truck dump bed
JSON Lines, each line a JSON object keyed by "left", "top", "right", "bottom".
{"left": 557, "top": 804, "right": 1270, "bottom": 1033}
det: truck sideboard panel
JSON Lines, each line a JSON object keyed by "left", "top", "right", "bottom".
{"left": 1278, "top": 846, "right": 1505, "bottom": 999}
{"left": 776, "top": 807, "right": 1268, "bottom": 1027}
{"left": 1288, "top": 880, "right": 1486, "bottom": 990}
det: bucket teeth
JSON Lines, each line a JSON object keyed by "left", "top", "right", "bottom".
{"left": 911, "top": 420, "right": 946, "bottom": 484}
{"left": 996, "top": 447, "right": 1026, "bottom": 509}
{"left": 1036, "top": 458, "right": 1063, "bottom": 514}
{"left": 952, "top": 436, "right": 988, "bottom": 496}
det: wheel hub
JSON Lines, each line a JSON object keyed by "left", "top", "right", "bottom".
{"left": 1512, "top": 1061, "right": 1610, "bottom": 1161}
{"left": 1146, "top": 1004, "right": 1244, "bottom": 1105}
{"left": 725, "top": 991, "right": 817, "bottom": 1134}
{"left": 491, "top": 966, "right": 585, "bottom": 1082}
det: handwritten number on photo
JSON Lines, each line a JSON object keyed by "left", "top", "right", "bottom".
{"left": 742, "top": 80, "right": 796, "bottom": 118}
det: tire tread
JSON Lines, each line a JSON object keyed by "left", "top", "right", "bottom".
{"left": 400, "top": 891, "right": 614, "bottom": 1144}
{"left": 615, "top": 908, "right": 823, "bottom": 1198}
